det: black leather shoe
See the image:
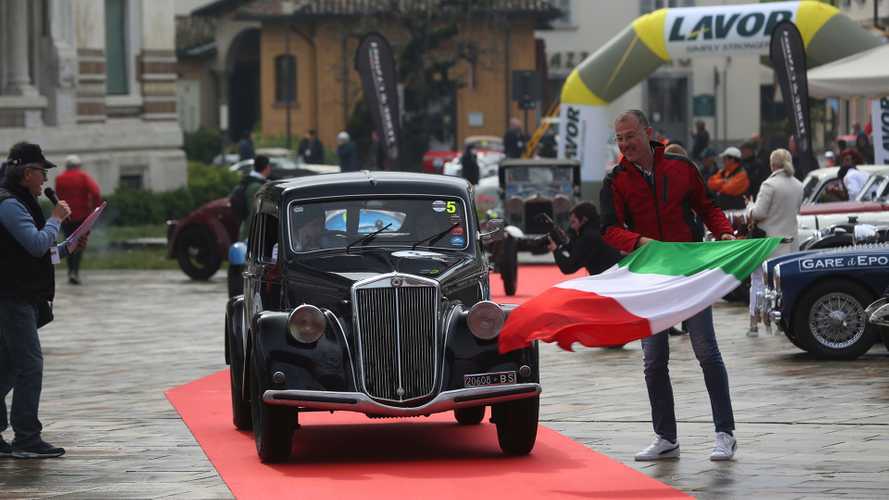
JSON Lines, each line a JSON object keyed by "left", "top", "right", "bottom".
{"left": 0, "top": 438, "right": 11, "bottom": 458}
{"left": 12, "top": 439, "right": 65, "bottom": 459}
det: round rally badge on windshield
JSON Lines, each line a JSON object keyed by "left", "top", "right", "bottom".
{"left": 432, "top": 200, "right": 446, "bottom": 212}
{"left": 449, "top": 235, "right": 466, "bottom": 247}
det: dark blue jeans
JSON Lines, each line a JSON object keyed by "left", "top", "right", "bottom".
{"left": 641, "top": 306, "right": 734, "bottom": 443}
{"left": 0, "top": 299, "right": 44, "bottom": 446}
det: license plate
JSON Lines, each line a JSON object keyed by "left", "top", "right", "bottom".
{"left": 464, "top": 371, "right": 517, "bottom": 388}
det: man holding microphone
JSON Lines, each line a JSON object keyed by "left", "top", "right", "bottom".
{"left": 0, "top": 142, "right": 88, "bottom": 459}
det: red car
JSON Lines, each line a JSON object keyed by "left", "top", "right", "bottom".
{"left": 166, "top": 197, "right": 239, "bottom": 280}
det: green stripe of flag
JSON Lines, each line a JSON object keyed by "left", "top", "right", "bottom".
{"left": 618, "top": 238, "right": 782, "bottom": 281}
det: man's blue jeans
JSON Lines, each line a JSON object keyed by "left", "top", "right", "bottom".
{"left": 0, "top": 299, "right": 44, "bottom": 446}
{"left": 641, "top": 306, "right": 735, "bottom": 443}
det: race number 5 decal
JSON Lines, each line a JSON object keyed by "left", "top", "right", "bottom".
{"left": 446, "top": 201, "right": 457, "bottom": 214}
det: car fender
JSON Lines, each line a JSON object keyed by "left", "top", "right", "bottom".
{"left": 225, "top": 295, "right": 245, "bottom": 366}
{"left": 169, "top": 198, "right": 238, "bottom": 260}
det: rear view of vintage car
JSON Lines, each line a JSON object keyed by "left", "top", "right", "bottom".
{"left": 487, "top": 159, "right": 581, "bottom": 295}
{"left": 225, "top": 172, "right": 541, "bottom": 462}
{"left": 757, "top": 246, "right": 889, "bottom": 359}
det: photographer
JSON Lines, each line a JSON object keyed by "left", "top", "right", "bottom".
{"left": 546, "top": 202, "right": 621, "bottom": 276}
{"left": 0, "top": 142, "right": 88, "bottom": 459}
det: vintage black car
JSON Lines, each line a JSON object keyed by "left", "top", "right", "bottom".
{"left": 757, "top": 245, "right": 889, "bottom": 359}
{"left": 488, "top": 159, "right": 581, "bottom": 295}
{"left": 225, "top": 171, "right": 541, "bottom": 462}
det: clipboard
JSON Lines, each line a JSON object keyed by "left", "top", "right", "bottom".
{"left": 64, "top": 201, "right": 107, "bottom": 250}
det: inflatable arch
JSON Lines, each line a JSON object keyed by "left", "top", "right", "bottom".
{"left": 559, "top": 1, "right": 881, "bottom": 184}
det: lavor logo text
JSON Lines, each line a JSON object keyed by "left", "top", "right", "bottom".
{"left": 564, "top": 106, "right": 581, "bottom": 160}
{"left": 669, "top": 10, "right": 792, "bottom": 42}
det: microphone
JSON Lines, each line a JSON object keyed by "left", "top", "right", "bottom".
{"left": 44, "top": 187, "right": 59, "bottom": 205}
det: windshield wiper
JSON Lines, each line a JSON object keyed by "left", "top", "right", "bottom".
{"left": 412, "top": 222, "right": 460, "bottom": 250}
{"left": 345, "top": 223, "right": 392, "bottom": 253}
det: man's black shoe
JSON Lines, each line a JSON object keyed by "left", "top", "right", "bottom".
{"left": 68, "top": 275, "right": 81, "bottom": 285}
{"left": 12, "top": 439, "right": 65, "bottom": 459}
{"left": 0, "top": 438, "right": 12, "bottom": 458}
{"left": 667, "top": 326, "right": 686, "bottom": 336}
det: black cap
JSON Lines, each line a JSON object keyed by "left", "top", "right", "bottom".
{"left": 6, "top": 142, "right": 57, "bottom": 169}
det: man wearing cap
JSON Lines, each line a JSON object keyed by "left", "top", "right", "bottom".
{"left": 0, "top": 142, "right": 88, "bottom": 459}
{"left": 707, "top": 147, "right": 750, "bottom": 210}
{"left": 740, "top": 142, "right": 767, "bottom": 199}
{"left": 55, "top": 155, "right": 102, "bottom": 285}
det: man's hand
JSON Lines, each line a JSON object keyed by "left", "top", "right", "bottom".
{"left": 637, "top": 236, "right": 655, "bottom": 247}
{"left": 546, "top": 236, "right": 557, "bottom": 253}
{"left": 67, "top": 231, "right": 90, "bottom": 254}
{"left": 52, "top": 200, "right": 71, "bottom": 221}
{"left": 720, "top": 233, "right": 736, "bottom": 241}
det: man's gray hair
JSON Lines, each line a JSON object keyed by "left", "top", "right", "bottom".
{"left": 614, "top": 109, "right": 650, "bottom": 129}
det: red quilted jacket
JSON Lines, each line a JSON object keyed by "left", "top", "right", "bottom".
{"left": 600, "top": 143, "right": 732, "bottom": 253}
{"left": 55, "top": 169, "right": 102, "bottom": 222}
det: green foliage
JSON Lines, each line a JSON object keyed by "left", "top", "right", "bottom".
{"left": 183, "top": 128, "right": 224, "bottom": 164}
{"left": 104, "top": 161, "right": 238, "bottom": 226}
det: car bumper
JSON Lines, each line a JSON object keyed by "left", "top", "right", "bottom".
{"left": 263, "top": 382, "right": 541, "bottom": 416}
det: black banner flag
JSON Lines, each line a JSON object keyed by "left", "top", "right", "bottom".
{"left": 355, "top": 33, "right": 401, "bottom": 170}
{"left": 769, "top": 21, "right": 818, "bottom": 178}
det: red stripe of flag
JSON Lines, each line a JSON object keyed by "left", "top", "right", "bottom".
{"left": 498, "top": 287, "right": 653, "bottom": 353}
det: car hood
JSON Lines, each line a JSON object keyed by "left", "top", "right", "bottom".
{"left": 800, "top": 201, "right": 888, "bottom": 215}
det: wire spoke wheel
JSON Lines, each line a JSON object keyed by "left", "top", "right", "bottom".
{"left": 808, "top": 292, "right": 866, "bottom": 349}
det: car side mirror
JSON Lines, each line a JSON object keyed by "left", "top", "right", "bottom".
{"left": 479, "top": 218, "right": 505, "bottom": 244}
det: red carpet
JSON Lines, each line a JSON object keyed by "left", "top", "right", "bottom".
{"left": 488, "top": 264, "right": 586, "bottom": 304}
{"left": 166, "top": 267, "right": 688, "bottom": 499}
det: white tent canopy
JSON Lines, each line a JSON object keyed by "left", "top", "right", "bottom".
{"left": 807, "top": 43, "right": 889, "bottom": 98}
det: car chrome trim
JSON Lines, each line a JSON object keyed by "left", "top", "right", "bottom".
{"left": 263, "top": 383, "right": 541, "bottom": 416}
{"left": 352, "top": 272, "right": 440, "bottom": 404}
{"left": 323, "top": 309, "right": 359, "bottom": 390}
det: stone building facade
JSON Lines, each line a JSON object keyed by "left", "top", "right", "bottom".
{"left": 0, "top": 0, "right": 185, "bottom": 193}
{"left": 183, "top": 0, "right": 558, "bottom": 154}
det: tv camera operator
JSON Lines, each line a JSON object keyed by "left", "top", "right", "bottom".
{"left": 544, "top": 202, "right": 622, "bottom": 276}
{"left": 0, "top": 142, "right": 89, "bottom": 459}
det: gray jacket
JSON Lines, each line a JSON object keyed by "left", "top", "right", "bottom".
{"left": 748, "top": 170, "right": 804, "bottom": 251}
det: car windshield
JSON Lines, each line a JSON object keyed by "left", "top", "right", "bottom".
{"left": 857, "top": 175, "right": 889, "bottom": 202}
{"left": 802, "top": 175, "right": 821, "bottom": 203}
{"left": 288, "top": 197, "right": 469, "bottom": 253}
{"left": 504, "top": 165, "right": 574, "bottom": 198}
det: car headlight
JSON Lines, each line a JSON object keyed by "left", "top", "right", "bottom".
{"left": 773, "top": 265, "right": 781, "bottom": 292}
{"left": 467, "top": 301, "right": 505, "bottom": 340}
{"left": 288, "top": 304, "right": 326, "bottom": 344}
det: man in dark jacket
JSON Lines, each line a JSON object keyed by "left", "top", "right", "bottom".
{"left": 336, "top": 131, "right": 360, "bottom": 172}
{"left": 0, "top": 142, "right": 87, "bottom": 459}
{"left": 601, "top": 110, "right": 738, "bottom": 463}
{"left": 740, "top": 142, "right": 767, "bottom": 199}
{"left": 546, "top": 201, "right": 621, "bottom": 276}
{"left": 503, "top": 118, "right": 527, "bottom": 159}
{"left": 460, "top": 144, "right": 480, "bottom": 185}
{"left": 297, "top": 129, "right": 325, "bottom": 164}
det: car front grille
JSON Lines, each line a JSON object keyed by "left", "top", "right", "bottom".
{"left": 354, "top": 279, "right": 438, "bottom": 404}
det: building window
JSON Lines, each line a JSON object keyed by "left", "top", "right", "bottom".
{"left": 275, "top": 55, "right": 296, "bottom": 104}
{"left": 105, "top": 0, "right": 128, "bottom": 95}
{"left": 553, "top": 0, "right": 573, "bottom": 26}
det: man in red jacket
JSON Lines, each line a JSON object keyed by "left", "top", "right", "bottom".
{"left": 55, "top": 155, "right": 101, "bottom": 284}
{"left": 600, "top": 110, "right": 738, "bottom": 462}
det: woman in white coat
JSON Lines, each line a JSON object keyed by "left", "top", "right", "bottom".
{"left": 746, "top": 148, "right": 804, "bottom": 336}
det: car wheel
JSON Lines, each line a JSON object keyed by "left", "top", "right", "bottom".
{"left": 493, "top": 396, "right": 539, "bottom": 455}
{"left": 176, "top": 226, "right": 222, "bottom": 281}
{"left": 228, "top": 330, "right": 252, "bottom": 430}
{"left": 793, "top": 281, "right": 877, "bottom": 360}
{"left": 250, "top": 359, "right": 296, "bottom": 463}
{"left": 879, "top": 326, "right": 889, "bottom": 352}
{"left": 782, "top": 329, "right": 808, "bottom": 351}
{"left": 454, "top": 406, "right": 485, "bottom": 425}
{"left": 500, "top": 236, "right": 519, "bottom": 296}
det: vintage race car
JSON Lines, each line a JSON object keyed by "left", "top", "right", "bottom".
{"left": 486, "top": 159, "right": 581, "bottom": 295}
{"left": 225, "top": 171, "right": 541, "bottom": 462}
{"left": 166, "top": 164, "right": 340, "bottom": 280}
{"left": 757, "top": 245, "right": 889, "bottom": 359}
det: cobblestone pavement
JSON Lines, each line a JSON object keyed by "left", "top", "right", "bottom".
{"left": 1, "top": 270, "right": 887, "bottom": 499}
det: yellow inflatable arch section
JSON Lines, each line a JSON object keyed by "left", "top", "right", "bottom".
{"left": 559, "top": 1, "right": 881, "bottom": 183}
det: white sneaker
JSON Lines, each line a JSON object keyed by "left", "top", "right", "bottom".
{"left": 710, "top": 432, "right": 736, "bottom": 461}
{"left": 634, "top": 436, "right": 679, "bottom": 461}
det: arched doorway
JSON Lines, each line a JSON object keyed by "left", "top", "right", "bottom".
{"left": 226, "top": 29, "right": 260, "bottom": 142}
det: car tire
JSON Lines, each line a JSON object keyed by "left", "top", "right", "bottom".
{"left": 878, "top": 326, "right": 889, "bottom": 352}
{"left": 782, "top": 329, "right": 808, "bottom": 352}
{"left": 792, "top": 280, "right": 877, "bottom": 360}
{"left": 454, "top": 406, "right": 485, "bottom": 425}
{"left": 250, "top": 359, "right": 296, "bottom": 463}
{"left": 493, "top": 396, "right": 539, "bottom": 455}
{"left": 176, "top": 226, "right": 222, "bottom": 281}
{"left": 228, "top": 328, "right": 252, "bottom": 431}
{"left": 500, "top": 236, "right": 519, "bottom": 296}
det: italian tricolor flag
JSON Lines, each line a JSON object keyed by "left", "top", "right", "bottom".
{"left": 498, "top": 238, "right": 781, "bottom": 353}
